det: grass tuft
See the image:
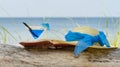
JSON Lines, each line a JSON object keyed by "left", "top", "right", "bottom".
{"left": 0, "top": 26, "right": 17, "bottom": 44}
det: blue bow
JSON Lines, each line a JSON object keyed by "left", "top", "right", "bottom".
{"left": 65, "top": 31, "right": 110, "bottom": 57}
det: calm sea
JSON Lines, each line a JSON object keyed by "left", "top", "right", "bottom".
{"left": 0, "top": 17, "right": 119, "bottom": 44}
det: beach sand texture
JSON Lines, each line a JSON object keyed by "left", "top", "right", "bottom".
{"left": 0, "top": 44, "right": 120, "bottom": 67}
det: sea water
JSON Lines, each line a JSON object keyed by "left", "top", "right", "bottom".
{"left": 0, "top": 17, "right": 119, "bottom": 44}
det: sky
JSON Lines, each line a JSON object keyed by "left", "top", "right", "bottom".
{"left": 0, "top": 0, "right": 120, "bottom": 17}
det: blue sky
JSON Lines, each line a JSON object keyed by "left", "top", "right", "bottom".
{"left": 0, "top": 0, "right": 120, "bottom": 17}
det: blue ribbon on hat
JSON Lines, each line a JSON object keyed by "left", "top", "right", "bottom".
{"left": 65, "top": 31, "right": 110, "bottom": 57}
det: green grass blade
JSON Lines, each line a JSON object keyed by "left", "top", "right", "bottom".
{"left": 3, "top": 29, "right": 6, "bottom": 44}
{"left": 0, "top": 26, "right": 17, "bottom": 41}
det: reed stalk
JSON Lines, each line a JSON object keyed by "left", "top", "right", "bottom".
{"left": 0, "top": 26, "right": 17, "bottom": 44}
{"left": 106, "top": 18, "right": 108, "bottom": 37}
{"left": 3, "top": 29, "right": 6, "bottom": 44}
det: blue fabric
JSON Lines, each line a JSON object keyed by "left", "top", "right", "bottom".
{"left": 42, "top": 22, "right": 50, "bottom": 30}
{"left": 98, "top": 31, "right": 110, "bottom": 47}
{"left": 65, "top": 31, "right": 110, "bottom": 57}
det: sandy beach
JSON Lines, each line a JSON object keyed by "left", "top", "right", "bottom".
{"left": 0, "top": 43, "right": 120, "bottom": 67}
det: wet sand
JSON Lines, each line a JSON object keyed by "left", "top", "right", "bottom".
{"left": 0, "top": 44, "right": 120, "bottom": 67}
